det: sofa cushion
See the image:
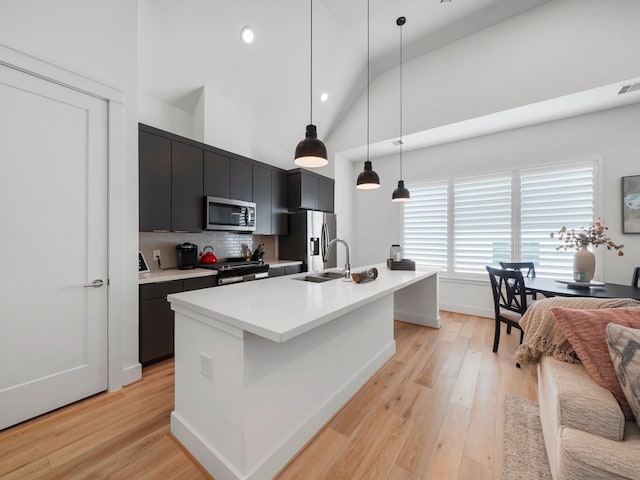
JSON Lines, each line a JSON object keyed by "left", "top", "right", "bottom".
{"left": 539, "top": 356, "right": 624, "bottom": 442}
{"left": 517, "top": 297, "right": 640, "bottom": 367}
{"left": 606, "top": 323, "right": 640, "bottom": 427}
{"left": 557, "top": 422, "right": 640, "bottom": 480}
{"left": 551, "top": 307, "right": 640, "bottom": 420}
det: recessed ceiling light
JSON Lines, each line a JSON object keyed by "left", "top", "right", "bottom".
{"left": 241, "top": 26, "right": 255, "bottom": 44}
{"left": 320, "top": 92, "right": 329, "bottom": 102}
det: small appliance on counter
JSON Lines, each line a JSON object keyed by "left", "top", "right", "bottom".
{"left": 176, "top": 242, "right": 198, "bottom": 269}
{"left": 200, "top": 245, "right": 217, "bottom": 265}
{"left": 387, "top": 244, "right": 415, "bottom": 271}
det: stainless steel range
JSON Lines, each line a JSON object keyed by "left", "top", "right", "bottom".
{"left": 199, "top": 257, "right": 269, "bottom": 285}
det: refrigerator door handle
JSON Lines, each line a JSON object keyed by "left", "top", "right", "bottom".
{"left": 322, "top": 223, "right": 329, "bottom": 263}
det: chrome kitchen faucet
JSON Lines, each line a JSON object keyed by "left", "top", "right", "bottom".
{"left": 324, "top": 238, "right": 351, "bottom": 279}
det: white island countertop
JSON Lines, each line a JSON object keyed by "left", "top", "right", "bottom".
{"left": 168, "top": 263, "right": 439, "bottom": 343}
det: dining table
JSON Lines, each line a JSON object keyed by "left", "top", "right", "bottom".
{"left": 524, "top": 277, "right": 640, "bottom": 301}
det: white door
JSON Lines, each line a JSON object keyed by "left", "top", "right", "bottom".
{"left": 0, "top": 62, "right": 108, "bottom": 430}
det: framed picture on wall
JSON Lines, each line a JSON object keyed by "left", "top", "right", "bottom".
{"left": 622, "top": 175, "right": 640, "bottom": 233}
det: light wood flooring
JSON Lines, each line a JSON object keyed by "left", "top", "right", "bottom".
{"left": 0, "top": 312, "right": 537, "bottom": 479}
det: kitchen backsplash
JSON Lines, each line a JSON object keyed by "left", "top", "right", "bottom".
{"left": 140, "top": 232, "right": 277, "bottom": 271}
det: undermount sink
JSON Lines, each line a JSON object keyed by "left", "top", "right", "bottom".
{"left": 294, "top": 271, "right": 346, "bottom": 283}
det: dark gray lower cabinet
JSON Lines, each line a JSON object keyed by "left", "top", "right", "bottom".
{"left": 269, "top": 264, "right": 302, "bottom": 277}
{"left": 139, "top": 276, "right": 217, "bottom": 366}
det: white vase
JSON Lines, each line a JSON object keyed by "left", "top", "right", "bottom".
{"left": 573, "top": 246, "right": 595, "bottom": 282}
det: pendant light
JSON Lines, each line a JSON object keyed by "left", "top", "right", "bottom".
{"left": 356, "top": 0, "right": 380, "bottom": 190}
{"left": 392, "top": 16, "right": 410, "bottom": 202}
{"left": 294, "top": 0, "right": 328, "bottom": 168}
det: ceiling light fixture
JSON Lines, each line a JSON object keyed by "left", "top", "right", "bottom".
{"left": 240, "top": 26, "right": 255, "bottom": 44}
{"left": 294, "top": 0, "right": 328, "bottom": 168}
{"left": 356, "top": 0, "right": 380, "bottom": 190}
{"left": 320, "top": 92, "right": 329, "bottom": 102}
{"left": 392, "top": 16, "right": 410, "bottom": 202}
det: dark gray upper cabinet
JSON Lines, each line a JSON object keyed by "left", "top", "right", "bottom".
{"left": 139, "top": 131, "right": 171, "bottom": 231}
{"left": 230, "top": 158, "right": 253, "bottom": 202}
{"left": 317, "top": 176, "right": 334, "bottom": 213}
{"left": 171, "top": 141, "right": 203, "bottom": 232}
{"left": 287, "top": 169, "right": 334, "bottom": 213}
{"left": 139, "top": 124, "right": 290, "bottom": 234}
{"left": 203, "top": 150, "right": 230, "bottom": 198}
{"left": 271, "top": 170, "right": 288, "bottom": 234}
{"left": 252, "top": 164, "right": 271, "bottom": 234}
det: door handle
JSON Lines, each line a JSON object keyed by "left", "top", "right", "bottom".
{"left": 83, "top": 279, "right": 105, "bottom": 288}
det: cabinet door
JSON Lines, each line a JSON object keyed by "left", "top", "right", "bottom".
{"left": 287, "top": 171, "right": 319, "bottom": 211}
{"left": 203, "top": 150, "right": 230, "bottom": 198}
{"left": 139, "top": 297, "right": 175, "bottom": 365}
{"left": 317, "top": 177, "right": 334, "bottom": 213}
{"left": 139, "top": 131, "right": 171, "bottom": 231}
{"left": 183, "top": 276, "right": 217, "bottom": 291}
{"left": 253, "top": 165, "right": 272, "bottom": 234}
{"left": 171, "top": 141, "right": 203, "bottom": 232}
{"left": 229, "top": 158, "right": 253, "bottom": 202}
{"left": 269, "top": 266, "right": 284, "bottom": 277}
{"left": 284, "top": 264, "right": 302, "bottom": 275}
{"left": 271, "top": 170, "right": 287, "bottom": 234}
{"left": 300, "top": 171, "right": 319, "bottom": 210}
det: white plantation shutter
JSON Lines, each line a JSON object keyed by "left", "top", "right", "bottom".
{"left": 403, "top": 181, "right": 448, "bottom": 270}
{"left": 520, "top": 162, "right": 594, "bottom": 279}
{"left": 401, "top": 160, "right": 597, "bottom": 279}
{"left": 454, "top": 174, "right": 512, "bottom": 274}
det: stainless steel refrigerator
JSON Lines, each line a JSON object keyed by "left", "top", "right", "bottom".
{"left": 279, "top": 211, "right": 337, "bottom": 273}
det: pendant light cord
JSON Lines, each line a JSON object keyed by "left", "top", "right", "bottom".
{"left": 310, "top": 0, "right": 314, "bottom": 125}
{"left": 366, "top": 0, "right": 370, "bottom": 162}
{"left": 399, "top": 19, "right": 403, "bottom": 180}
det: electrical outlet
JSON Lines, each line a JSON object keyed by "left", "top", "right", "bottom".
{"left": 200, "top": 353, "right": 213, "bottom": 379}
{"left": 153, "top": 249, "right": 161, "bottom": 262}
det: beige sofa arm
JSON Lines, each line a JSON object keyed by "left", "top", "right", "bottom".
{"left": 558, "top": 424, "right": 640, "bottom": 480}
{"left": 539, "top": 356, "right": 625, "bottom": 441}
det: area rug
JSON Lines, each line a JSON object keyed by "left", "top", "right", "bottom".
{"left": 503, "top": 394, "right": 552, "bottom": 480}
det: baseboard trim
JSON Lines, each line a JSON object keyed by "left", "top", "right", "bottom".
{"left": 440, "top": 302, "right": 492, "bottom": 319}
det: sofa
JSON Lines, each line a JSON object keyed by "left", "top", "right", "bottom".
{"left": 538, "top": 356, "right": 640, "bottom": 480}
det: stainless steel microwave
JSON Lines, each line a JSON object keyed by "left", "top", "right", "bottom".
{"left": 205, "top": 196, "right": 256, "bottom": 232}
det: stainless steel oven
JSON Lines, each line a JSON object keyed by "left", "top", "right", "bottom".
{"left": 205, "top": 196, "right": 256, "bottom": 232}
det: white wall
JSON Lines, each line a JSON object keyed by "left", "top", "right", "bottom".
{"left": 328, "top": 0, "right": 640, "bottom": 154}
{"left": 353, "top": 104, "right": 640, "bottom": 317}
{"left": 329, "top": 0, "right": 640, "bottom": 317}
{"left": 139, "top": 94, "right": 194, "bottom": 139}
{"left": 0, "top": 0, "right": 140, "bottom": 387}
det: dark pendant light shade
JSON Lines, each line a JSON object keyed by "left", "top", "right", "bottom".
{"left": 356, "top": 160, "right": 380, "bottom": 189}
{"left": 392, "top": 180, "right": 410, "bottom": 201}
{"left": 355, "top": 0, "right": 380, "bottom": 190}
{"left": 295, "top": 124, "right": 328, "bottom": 168}
{"left": 294, "top": 0, "right": 328, "bottom": 168}
{"left": 392, "top": 16, "right": 410, "bottom": 202}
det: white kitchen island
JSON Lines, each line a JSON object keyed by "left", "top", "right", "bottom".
{"left": 167, "top": 263, "right": 439, "bottom": 480}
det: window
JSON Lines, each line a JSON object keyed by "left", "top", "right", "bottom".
{"left": 403, "top": 160, "right": 596, "bottom": 279}
{"left": 454, "top": 174, "right": 512, "bottom": 274}
{"left": 520, "top": 163, "right": 594, "bottom": 278}
{"left": 403, "top": 181, "right": 448, "bottom": 271}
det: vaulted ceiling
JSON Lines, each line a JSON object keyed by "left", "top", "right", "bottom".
{"left": 138, "top": 0, "right": 550, "bottom": 169}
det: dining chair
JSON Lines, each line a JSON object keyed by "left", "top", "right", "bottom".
{"left": 486, "top": 266, "right": 528, "bottom": 359}
{"left": 632, "top": 267, "right": 640, "bottom": 288}
{"left": 499, "top": 261, "right": 537, "bottom": 300}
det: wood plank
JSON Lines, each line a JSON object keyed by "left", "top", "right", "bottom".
{"left": 422, "top": 403, "right": 471, "bottom": 479}
{"left": 0, "top": 312, "right": 539, "bottom": 480}
{"left": 276, "top": 427, "right": 348, "bottom": 480}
